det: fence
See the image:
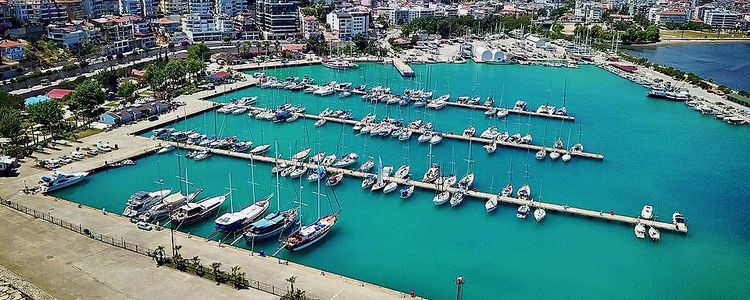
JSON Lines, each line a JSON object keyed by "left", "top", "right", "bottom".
{"left": 0, "top": 199, "right": 289, "bottom": 297}
{"left": 1, "top": 199, "right": 153, "bottom": 257}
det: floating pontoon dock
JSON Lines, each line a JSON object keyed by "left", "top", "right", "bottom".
{"left": 168, "top": 142, "right": 683, "bottom": 234}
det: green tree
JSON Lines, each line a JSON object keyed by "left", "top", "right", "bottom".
{"left": 27, "top": 100, "right": 64, "bottom": 137}
{"left": 68, "top": 79, "right": 106, "bottom": 119}
{"left": 211, "top": 262, "right": 223, "bottom": 282}
{"left": 0, "top": 91, "right": 24, "bottom": 109}
{"left": 353, "top": 33, "right": 368, "bottom": 53}
{"left": 187, "top": 43, "right": 211, "bottom": 62}
{"left": 0, "top": 107, "right": 22, "bottom": 141}
{"left": 117, "top": 81, "right": 138, "bottom": 101}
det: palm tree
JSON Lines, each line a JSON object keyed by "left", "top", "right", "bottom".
{"left": 190, "top": 256, "right": 202, "bottom": 274}
{"left": 211, "top": 262, "right": 223, "bottom": 282}
{"left": 153, "top": 245, "right": 166, "bottom": 265}
{"left": 274, "top": 40, "right": 281, "bottom": 56}
{"left": 286, "top": 276, "right": 296, "bottom": 293}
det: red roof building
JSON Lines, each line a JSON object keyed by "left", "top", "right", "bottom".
{"left": 44, "top": 89, "right": 73, "bottom": 100}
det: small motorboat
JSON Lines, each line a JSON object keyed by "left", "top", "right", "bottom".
{"left": 314, "top": 119, "right": 326, "bottom": 127}
{"left": 641, "top": 205, "right": 654, "bottom": 220}
{"left": 561, "top": 153, "right": 572, "bottom": 162}
{"left": 361, "top": 175, "right": 376, "bottom": 189}
{"left": 394, "top": 165, "right": 410, "bottom": 179}
{"left": 549, "top": 151, "right": 560, "bottom": 160}
{"left": 157, "top": 144, "right": 176, "bottom": 154}
{"left": 449, "top": 190, "right": 465, "bottom": 207}
{"left": 432, "top": 190, "right": 450, "bottom": 205}
{"left": 535, "top": 149, "right": 546, "bottom": 160}
{"left": 291, "top": 148, "right": 312, "bottom": 161}
{"left": 483, "top": 142, "right": 497, "bottom": 154}
{"left": 648, "top": 227, "right": 660, "bottom": 242}
{"left": 516, "top": 205, "right": 530, "bottom": 219}
{"left": 501, "top": 183, "right": 513, "bottom": 197}
{"left": 672, "top": 211, "right": 687, "bottom": 232}
{"left": 383, "top": 182, "right": 399, "bottom": 194}
{"left": 634, "top": 223, "right": 646, "bottom": 239}
{"left": 533, "top": 208, "right": 546, "bottom": 222}
{"left": 325, "top": 173, "right": 344, "bottom": 187}
{"left": 462, "top": 126, "right": 476, "bottom": 137}
{"left": 399, "top": 185, "right": 415, "bottom": 199}
{"left": 250, "top": 144, "right": 271, "bottom": 155}
{"left": 358, "top": 157, "right": 375, "bottom": 172}
{"left": 485, "top": 196, "right": 498, "bottom": 213}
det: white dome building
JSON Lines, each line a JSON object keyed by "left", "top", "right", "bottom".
{"left": 489, "top": 50, "right": 507, "bottom": 64}
{"left": 474, "top": 47, "right": 493, "bottom": 63}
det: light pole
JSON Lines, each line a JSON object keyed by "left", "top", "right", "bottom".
{"left": 455, "top": 275, "right": 464, "bottom": 300}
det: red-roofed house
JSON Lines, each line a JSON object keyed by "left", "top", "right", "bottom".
{"left": 44, "top": 89, "right": 73, "bottom": 100}
{"left": 207, "top": 71, "right": 231, "bottom": 82}
{"left": 0, "top": 39, "right": 24, "bottom": 60}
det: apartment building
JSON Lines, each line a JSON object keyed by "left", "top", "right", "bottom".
{"left": 254, "top": 0, "right": 300, "bottom": 40}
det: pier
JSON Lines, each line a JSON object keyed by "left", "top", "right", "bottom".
{"left": 169, "top": 142, "right": 682, "bottom": 233}
{"left": 445, "top": 101, "right": 576, "bottom": 121}
{"left": 247, "top": 107, "right": 604, "bottom": 160}
{"left": 392, "top": 58, "right": 415, "bottom": 77}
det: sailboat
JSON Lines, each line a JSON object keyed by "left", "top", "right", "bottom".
{"left": 570, "top": 124, "right": 584, "bottom": 152}
{"left": 244, "top": 159, "right": 299, "bottom": 242}
{"left": 562, "top": 129, "right": 573, "bottom": 162}
{"left": 215, "top": 194, "right": 271, "bottom": 232}
{"left": 533, "top": 181, "right": 546, "bottom": 222}
{"left": 399, "top": 185, "right": 415, "bottom": 199}
{"left": 214, "top": 173, "right": 271, "bottom": 233}
{"left": 171, "top": 193, "right": 227, "bottom": 226}
{"left": 516, "top": 163, "right": 531, "bottom": 200}
{"left": 501, "top": 158, "right": 513, "bottom": 197}
{"left": 281, "top": 166, "right": 340, "bottom": 252}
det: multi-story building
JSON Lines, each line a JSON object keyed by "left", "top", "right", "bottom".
{"left": 215, "top": 0, "right": 244, "bottom": 16}
{"left": 385, "top": 6, "right": 434, "bottom": 25}
{"left": 82, "top": 0, "right": 118, "bottom": 18}
{"left": 0, "top": 39, "right": 25, "bottom": 60}
{"left": 159, "top": 0, "right": 184, "bottom": 15}
{"left": 254, "top": 0, "right": 300, "bottom": 40}
{"left": 301, "top": 15, "right": 320, "bottom": 39}
{"left": 46, "top": 20, "right": 99, "bottom": 48}
{"left": 117, "top": 0, "right": 157, "bottom": 17}
{"left": 692, "top": 5, "right": 715, "bottom": 21}
{"left": 233, "top": 12, "right": 259, "bottom": 40}
{"left": 0, "top": 0, "right": 14, "bottom": 29}
{"left": 10, "top": 0, "right": 76, "bottom": 24}
{"left": 185, "top": 0, "right": 211, "bottom": 15}
{"left": 573, "top": 1, "right": 603, "bottom": 23}
{"left": 181, "top": 14, "right": 232, "bottom": 42}
{"left": 704, "top": 10, "right": 740, "bottom": 29}
{"left": 326, "top": 7, "right": 369, "bottom": 41}
{"left": 91, "top": 15, "right": 155, "bottom": 53}
{"left": 654, "top": 9, "right": 688, "bottom": 25}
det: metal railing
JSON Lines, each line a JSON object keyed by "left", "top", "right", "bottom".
{"left": 0, "top": 199, "right": 288, "bottom": 297}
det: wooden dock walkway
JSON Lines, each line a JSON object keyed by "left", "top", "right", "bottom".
{"left": 256, "top": 108, "right": 605, "bottom": 161}
{"left": 445, "top": 101, "right": 576, "bottom": 121}
{"left": 170, "top": 142, "right": 684, "bottom": 234}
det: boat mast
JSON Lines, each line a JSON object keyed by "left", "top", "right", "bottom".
{"left": 275, "top": 140, "right": 280, "bottom": 210}
{"left": 562, "top": 79, "right": 568, "bottom": 109}
{"left": 226, "top": 174, "right": 235, "bottom": 213}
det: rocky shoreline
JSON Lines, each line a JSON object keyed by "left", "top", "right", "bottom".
{"left": 0, "top": 266, "right": 54, "bottom": 300}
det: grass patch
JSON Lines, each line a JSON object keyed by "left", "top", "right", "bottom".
{"left": 66, "top": 127, "right": 103, "bottom": 140}
{"left": 661, "top": 30, "right": 749, "bottom": 39}
{"left": 728, "top": 93, "right": 750, "bottom": 106}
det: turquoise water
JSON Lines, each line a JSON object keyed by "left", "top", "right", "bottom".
{"left": 53, "top": 62, "right": 750, "bottom": 299}
{"left": 626, "top": 43, "right": 750, "bottom": 91}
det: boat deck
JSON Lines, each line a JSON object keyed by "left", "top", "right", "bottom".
{"left": 168, "top": 142, "right": 684, "bottom": 234}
